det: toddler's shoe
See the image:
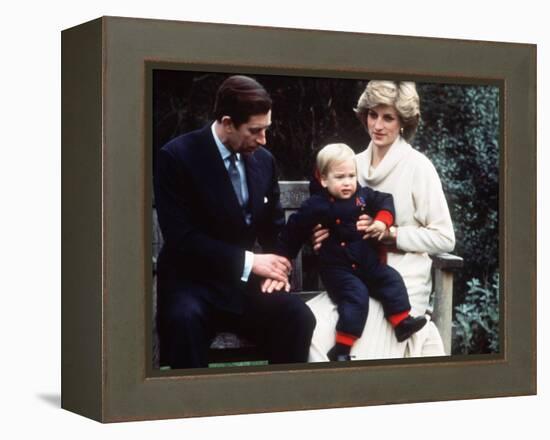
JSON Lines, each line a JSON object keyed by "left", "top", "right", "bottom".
{"left": 327, "top": 343, "right": 354, "bottom": 361}
{"left": 395, "top": 315, "right": 427, "bottom": 342}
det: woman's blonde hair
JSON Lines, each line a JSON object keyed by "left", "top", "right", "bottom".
{"left": 316, "top": 143, "right": 356, "bottom": 177}
{"left": 354, "top": 80, "right": 421, "bottom": 141}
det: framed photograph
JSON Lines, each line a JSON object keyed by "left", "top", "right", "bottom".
{"left": 61, "top": 16, "right": 536, "bottom": 422}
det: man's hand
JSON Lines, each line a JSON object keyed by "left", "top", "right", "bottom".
{"left": 311, "top": 224, "right": 330, "bottom": 253}
{"left": 261, "top": 278, "right": 291, "bottom": 293}
{"left": 363, "top": 220, "right": 387, "bottom": 241}
{"left": 252, "top": 253, "right": 291, "bottom": 283}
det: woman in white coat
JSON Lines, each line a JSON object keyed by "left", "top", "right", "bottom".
{"left": 308, "top": 80, "right": 456, "bottom": 360}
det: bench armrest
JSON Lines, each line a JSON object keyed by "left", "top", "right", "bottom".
{"left": 430, "top": 253, "right": 464, "bottom": 270}
{"left": 430, "top": 253, "right": 463, "bottom": 355}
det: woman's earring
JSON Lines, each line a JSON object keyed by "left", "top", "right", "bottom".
{"left": 400, "top": 127, "right": 404, "bottom": 135}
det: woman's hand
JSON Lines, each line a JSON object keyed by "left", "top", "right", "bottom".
{"left": 363, "top": 220, "right": 388, "bottom": 241}
{"left": 311, "top": 224, "right": 329, "bottom": 253}
{"left": 261, "top": 277, "right": 291, "bottom": 293}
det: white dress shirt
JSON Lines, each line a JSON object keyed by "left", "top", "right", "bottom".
{"left": 211, "top": 123, "right": 254, "bottom": 282}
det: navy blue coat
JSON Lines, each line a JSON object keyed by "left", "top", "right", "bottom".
{"left": 277, "top": 186, "right": 410, "bottom": 336}
{"left": 278, "top": 186, "right": 395, "bottom": 270}
{"left": 154, "top": 125, "right": 285, "bottom": 313}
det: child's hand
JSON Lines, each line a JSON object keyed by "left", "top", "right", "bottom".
{"left": 261, "top": 277, "right": 291, "bottom": 293}
{"left": 356, "top": 214, "right": 373, "bottom": 233}
{"left": 363, "top": 220, "right": 387, "bottom": 241}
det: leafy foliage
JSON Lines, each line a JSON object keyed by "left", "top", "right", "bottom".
{"left": 453, "top": 273, "right": 500, "bottom": 354}
{"left": 415, "top": 84, "right": 500, "bottom": 305}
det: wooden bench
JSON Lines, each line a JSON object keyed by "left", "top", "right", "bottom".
{"left": 152, "top": 181, "right": 463, "bottom": 367}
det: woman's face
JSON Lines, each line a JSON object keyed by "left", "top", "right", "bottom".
{"left": 365, "top": 104, "right": 402, "bottom": 149}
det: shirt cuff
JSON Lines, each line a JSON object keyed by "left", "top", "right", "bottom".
{"left": 241, "top": 251, "right": 254, "bottom": 282}
{"left": 374, "top": 210, "right": 394, "bottom": 228}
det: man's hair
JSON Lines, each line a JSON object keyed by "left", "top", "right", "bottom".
{"left": 316, "top": 143, "right": 356, "bottom": 177}
{"left": 213, "top": 75, "right": 272, "bottom": 127}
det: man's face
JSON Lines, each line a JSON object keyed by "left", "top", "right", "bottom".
{"left": 226, "top": 111, "right": 272, "bottom": 154}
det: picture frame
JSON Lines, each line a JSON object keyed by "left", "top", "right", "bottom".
{"left": 61, "top": 16, "right": 536, "bottom": 422}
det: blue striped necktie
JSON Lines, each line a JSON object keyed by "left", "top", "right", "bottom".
{"left": 228, "top": 153, "right": 244, "bottom": 206}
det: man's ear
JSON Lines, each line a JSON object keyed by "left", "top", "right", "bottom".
{"left": 320, "top": 175, "right": 328, "bottom": 188}
{"left": 220, "top": 116, "right": 234, "bottom": 132}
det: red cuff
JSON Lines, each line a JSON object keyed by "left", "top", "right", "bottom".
{"left": 388, "top": 310, "right": 410, "bottom": 327}
{"left": 374, "top": 210, "right": 394, "bottom": 228}
{"left": 335, "top": 331, "right": 358, "bottom": 346}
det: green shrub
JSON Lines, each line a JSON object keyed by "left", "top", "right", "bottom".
{"left": 453, "top": 272, "right": 500, "bottom": 354}
{"left": 416, "top": 84, "right": 500, "bottom": 305}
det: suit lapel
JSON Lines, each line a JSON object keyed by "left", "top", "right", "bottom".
{"left": 198, "top": 126, "right": 247, "bottom": 226}
{"left": 243, "top": 152, "right": 263, "bottom": 224}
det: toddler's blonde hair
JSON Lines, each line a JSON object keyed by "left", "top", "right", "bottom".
{"left": 316, "top": 143, "right": 356, "bottom": 177}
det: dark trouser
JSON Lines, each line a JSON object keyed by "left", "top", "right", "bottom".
{"left": 157, "top": 287, "right": 316, "bottom": 369}
{"left": 320, "top": 263, "right": 410, "bottom": 338}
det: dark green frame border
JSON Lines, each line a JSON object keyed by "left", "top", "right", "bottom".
{"left": 61, "top": 16, "right": 536, "bottom": 422}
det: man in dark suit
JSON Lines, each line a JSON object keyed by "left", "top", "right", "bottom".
{"left": 154, "top": 75, "right": 316, "bottom": 369}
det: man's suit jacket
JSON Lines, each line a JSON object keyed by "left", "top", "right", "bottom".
{"left": 154, "top": 124, "right": 285, "bottom": 313}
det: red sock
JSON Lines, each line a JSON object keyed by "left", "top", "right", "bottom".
{"left": 335, "top": 331, "right": 358, "bottom": 346}
{"left": 388, "top": 310, "right": 410, "bottom": 327}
